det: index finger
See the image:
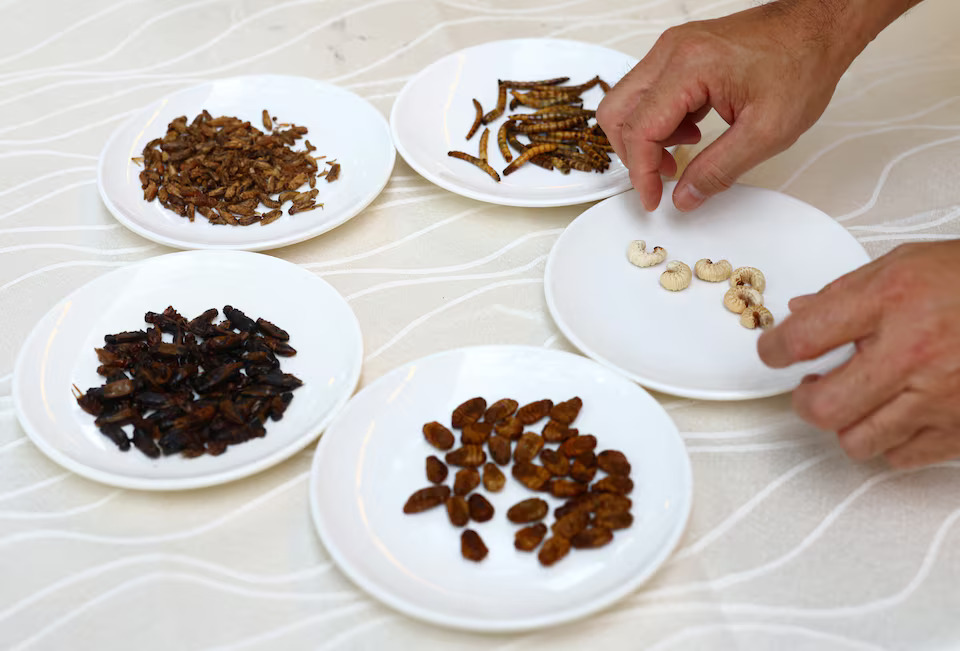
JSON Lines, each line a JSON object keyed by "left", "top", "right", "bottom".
{"left": 619, "top": 80, "right": 708, "bottom": 211}
{"left": 757, "top": 263, "right": 883, "bottom": 368}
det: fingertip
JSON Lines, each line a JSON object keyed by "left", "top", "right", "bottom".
{"left": 632, "top": 171, "right": 663, "bottom": 212}
{"left": 788, "top": 294, "right": 816, "bottom": 312}
{"left": 673, "top": 182, "right": 705, "bottom": 212}
{"left": 756, "top": 328, "right": 792, "bottom": 369}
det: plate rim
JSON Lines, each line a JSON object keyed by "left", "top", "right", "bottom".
{"left": 544, "top": 182, "right": 870, "bottom": 401}
{"left": 97, "top": 73, "right": 396, "bottom": 252}
{"left": 12, "top": 249, "right": 364, "bottom": 491}
{"left": 308, "top": 343, "right": 693, "bottom": 632}
{"left": 389, "top": 37, "right": 637, "bottom": 208}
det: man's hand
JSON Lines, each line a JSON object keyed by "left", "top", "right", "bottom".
{"left": 596, "top": 1, "right": 906, "bottom": 212}
{"left": 758, "top": 241, "right": 960, "bottom": 468}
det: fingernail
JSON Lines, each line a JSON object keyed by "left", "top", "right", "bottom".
{"left": 673, "top": 184, "right": 704, "bottom": 212}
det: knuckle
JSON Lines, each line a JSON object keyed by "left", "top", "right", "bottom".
{"left": 794, "top": 385, "right": 838, "bottom": 430}
{"left": 694, "top": 156, "right": 737, "bottom": 194}
{"left": 838, "top": 426, "right": 876, "bottom": 461}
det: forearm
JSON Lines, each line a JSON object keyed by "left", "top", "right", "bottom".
{"left": 762, "top": 0, "right": 927, "bottom": 72}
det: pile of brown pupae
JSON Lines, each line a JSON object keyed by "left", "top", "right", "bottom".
{"left": 403, "top": 396, "right": 634, "bottom": 566}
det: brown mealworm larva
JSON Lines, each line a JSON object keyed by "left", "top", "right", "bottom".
{"left": 482, "top": 84, "right": 507, "bottom": 124}
{"left": 499, "top": 76, "right": 570, "bottom": 89}
{"left": 448, "top": 150, "right": 501, "bottom": 182}
{"left": 513, "top": 116, "right": 588, "bottom": 134}
{"left": 478, "top": 127, "right": 490, "bottom": 163}
{"left": 503, "top": 143, "right": 559, "bottom": 176}
{"left": 466, "top": 98, "right": 483, "bottom": 140}
{"left": 498, "top": 119, "right": 515, "bottom": 163}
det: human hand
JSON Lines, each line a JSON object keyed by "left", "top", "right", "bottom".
{"left": 596, "top": 3, "right": 861, "bottom": 212}
{"left": 757, "top": 241, "right": 960, "bottom": 469}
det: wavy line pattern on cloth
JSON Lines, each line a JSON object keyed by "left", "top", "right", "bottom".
{"left": 1, "top": 1, "right": 958, "bottom": 648}
{"left": 364, "top": 278, "right": 545, "bottom": 361}
{"left": 0, "top": 471, "right": 308, "bottom": 549}
{"left": 8, "top": 572, "right": 361, "bottom": 651}
{"left": 644, "top": 623, "right": 887, "bottom": 651}
{"left": 0, "top": 553, "right": 333, "bottom": 627}
{"left": 634, "top": 462, "right": 960, "bottom": 602}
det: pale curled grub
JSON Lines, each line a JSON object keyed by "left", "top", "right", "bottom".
{"left": 660, "top": 260, "right": 692, "bottom": 291}
{"left": 694, "top": 258, "right": 733, "bottom": 282}
{"left": 627, "top": 240, "right": 667, "bottom": 268}
{"left": 724, "top": 286, "right": 764, "bottom": 314}
{"left": 730, "top": 266, "right": 766, "bottom": 292}
{"left": 740, "top": 306, "right": 776, "bottom": 330}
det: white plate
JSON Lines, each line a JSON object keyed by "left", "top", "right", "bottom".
{"left": 545, "top": 183, "right": 872, "bottom": 400}
{"left": 309, "top": 345, "right": 692, "bottom": 632}
{"left": 98, "top": 75, "right": 395, "bottom": 251}
{"left": 13, "top": 251, "right": 363, "bottom": 490}
{"left": 390, "top": 39, "right": 637, "bottom": 207}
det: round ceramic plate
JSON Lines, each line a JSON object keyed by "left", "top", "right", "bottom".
{"left": 309, "top": 345, "right": 692, "bottom": 632}
{"left": 545, "top": 183, "right": 872, "bottom": 400}
{"left": 12, "top": 251, "right": 363, "bottom": 490}
{"left": 98, "top": 75, "right": 395, "bottom": 251}
{"left": 390, "top": 39, "right": 637, "bottom": 207}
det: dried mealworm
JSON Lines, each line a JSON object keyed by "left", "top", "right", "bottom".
{"left": 598, "top": 78, "right": 611, "bottom": 93}
{"left": 499, "top": 76, "right": 570, "bottom": 89}
{"left": 503, "top": 143, "right": 558, "bottom": 176}
{"left": 512, "top": 108, "right": 595, "bottom": 121}
{"left": 528, "top": 154, "right": 554, "bottom": 171}
{"left": 509, "top": 92, "right": 578, "bottom": 109}
{"left": 528, "top": 133, "right": 579, "bottom": 145}
{"left": 541, "top": 130, "right": 609, "bottom": 144}
{"left": 497, "top": 120, "right": 514, "bottom": 163}
{"left": 448, "top": 150, "right": 501, "bottom": 182}
{"left": 478, "top": 127, "right": 490, "bottom": 163}
{"left": 466, "top": 98, "right": 483, "bottom": 140}
{"left": 261, "top": 110, "right": 272, "bottom": 131}
{"left": 513, "top": 116, "right": 588, "bottom": 133}
{"left": 482, "top": 83, "right": 507, "bottom": 124}
{"left": 506, "top": 130, "right": 528, "bottom": 155}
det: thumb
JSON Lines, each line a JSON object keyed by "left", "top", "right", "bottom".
{"left": 672, "top": 115, "right": 780, "bottom": 212}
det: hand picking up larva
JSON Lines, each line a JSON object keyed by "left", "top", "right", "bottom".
{"left": 627, "top": 240, "right": 667, "bottom": 268}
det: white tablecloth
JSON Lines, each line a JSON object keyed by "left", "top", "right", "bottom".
{"left": 1, "top": 1, "right": 959, "bottom": 648}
